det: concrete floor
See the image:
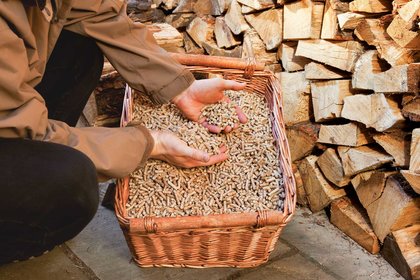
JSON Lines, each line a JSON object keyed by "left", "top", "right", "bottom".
{"left": 0, "top": 184, "right": 402, "bottom": 280}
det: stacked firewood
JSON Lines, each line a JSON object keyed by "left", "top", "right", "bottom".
{"left": 88, "top": 0, "right": 420, "bottom": 278}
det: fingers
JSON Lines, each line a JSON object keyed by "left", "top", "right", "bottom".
{"left": 221, "top": 79, "right": 247, "bottom": 91}
{"left": 188, "top": 147, "right": 210, "bottom": 162}
{"left": 203, "top": 153, "right": 229, "bottom": 166}
{"left": 235, "top": 106, "right": 248, "bottom": 124}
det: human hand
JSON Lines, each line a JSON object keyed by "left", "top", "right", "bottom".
{"left": 149, "top": 130, "right": 228, "bottom": 168}
{"left": 172, "top": 78, "right": 248, "bottom": 133}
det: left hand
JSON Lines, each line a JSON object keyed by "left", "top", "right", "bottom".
{"left": 171, "top": 78, "right": 248, "bottom": 133}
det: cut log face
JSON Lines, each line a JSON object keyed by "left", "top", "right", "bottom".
{"left": 286, "top": 121, "right": 320, "bottom": 162}
{"left": 382, "top": 225, "right": 420, "bottom": 280}
{"left": 225, "top": 0, "right": 250, "bottom": 35}
{"left": 367, "top": 174, "right": 420, "bottom": 242}
{"left": 295, "top": 40, "right": 364, "bottom": 72}
{"left": 373, "top": 131, "right": 411, "bottom": 167}
{"left": 374, "top": 63, "right": 420, "bottom": 94}
{"left": 214, "top": 17, "right": 241, "bottom": 48}
{"left": 186, "top": 17, "right": 215, "bottom": 48}
{"left": 402, "top": 97, "right": 420, "bottom": 122}
{"left": 311, "top": 79, "right": 355, "bottom": 122}
{"left": 341, "top": 94, "right": 405, "bottom": 132}
{"left": 349, "top": 0, "right": 393, "bottom": 13}
{"left": 409, "top": 128, "right": 420, "bottom": 173}
{"left": 337, "top": 12, "right": 366, "bottom": 30}
{"left": 150, "top": 23, "right": 184, "bottom": 52}
{"left": 330, "top": 197, "right": 380, "bottom": 254}
{"left": 242, "top": 29, "right": 278, "bottom": 64}
{"left": 283, "top": 0, "right": 324, "bottom": 40}
{"left": 279, "top": 42, "right": 312, "bottom": 73}
{"left": 318, "top": 123, "right": 372, "bottom": 147}
{"left": 304, "top": 62, "right": 351, "bottom": 80}
{"left": 337, "top": 145, "right": 394, "bottom": 177}
{"left": 238, "top": 0, "right": 273, "bottom": 11}
{"left": 298, "top": 155, "right": 347, "bottom": 213}
{"left": 387, "top": 15, "right": 420, "bottom": 50}
{"left": 352, "top": 50, "right": 389, "bottom": 91}
{"left": 278, "top": 71, "right": 311, "bottom": 126}
{"left": 317, "top": 148, "right": 351, "bottom": 187}
{"left": 351, "top": 170, "right": 396, "bottom": 209}
{"left": 244, "top": 9, "right": 283, "bottom": 51}
{"left": 321, "top": 0, "right": 353, "bottom": 40}
{"left": 401, "top": 170, "right": 420, "bottom": 194}
{"left": 354, "top": 19, "right": 420, "bottom": 67}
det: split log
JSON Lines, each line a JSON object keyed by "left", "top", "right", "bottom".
{"left": 337, "top": 145, "right": 394, "bottom": 177}
{"left": 352, "top": 50, "right": 389, "bottom": 90}
{"left": 311, "top": 79, "right": 355, "bottom": 122}
{"left": 295, "top": 40, "right": 364, "bottom": 72}
{"left": 318, "top": 123, "right": 372, "bottom": 147}
{"left": 321, "top": 0, "right": 353, "bottom": 40}
{"left": 279, "top": 42, "right": 312, "bottom": 73}
{"left": 349, "top": 0, "right": 393, "bottom": 13}
{"left": 337, "top": 12, "right": 367, "bottom": 30}
{"left": 202, "top": 42, "right": 242, "bottom": 57}
{"left": 149, "top": 23, "right": 184, "bottom": 53}
{"left": 330, "top": 197, "right": 380, "bottom": 254}
{"left": 293, "top": 164, "right": 308, "bottom": 206}
{"left": 387, "top": 15, "right": 420, "bottom": 50}
{"left": 354, "top": 19, "right": 420, "bottom": 67}
{"left": 193, "top": 0, "right": 223, "bottom": 16}
{"left": 244, "top": 9, "right": 283, "bottom": 51}
{"left": 373, "top": 131, "right": 411, "bottom": 167}
{"left": 225, "top": 0, "right": 250, "bottom": 35}
{"left": 382, "top": 225, "right": 420, "bottom": 280}
{"left": 409, "top": 128, "right": 420, "bottom": 173}
{"left": 237, "top": 0, "right": 274, "bottom": 12}
{"left": 351, "top": 170, "right": 396, "bottom": 209}
{"left": 214, "top": 17, "right": 241, "bottom": 49}
{"left": 402, "top": 97, "right": 420, "bottom": 122}
{"left": 304, "top": 62, "right": 351, "bottom": 80}
{"left": 183, "top": 32, "right": 205, "bottom": 55}
{"left": 317, "top": 148, "right": 351, "bottom": 187}
{"left": 165, "top": 13, "right": 195, "bottom": 29}
{"left": 367, "top": 174, "right": 420, "bottom": 242}
{"left": 81, "top": 94, "right": 98, "bottom": 127}
{"left": 286, "top": 121, "right": 320, "bottom": 162}
{"left": 298, "top": 155, "right": 346, "bottom": 213}
{"left": 401, "top": 170, "right": 420, "bottom": 194}
{"left": 264, "top": 63, "right": 283, "bottom": 74}
{"left": 242, "top": 29, "right": 278, "bottom": 64}
{"left": 374, "top": 63, "right": 420, "bottom": 94}
{"left": 161, "top": 0, "right": 180, "bottom": 11}
{"left": 278, "top": 71, "right": 311, "bottom": 125}
{"left": 341, "top": 94, "right": 405, "bottom": 132}
{"left": 283, "top": 0, "right": 324, "bottom": 40}
{"left": 186, "top": 17, "right": 215, "bottom": 48}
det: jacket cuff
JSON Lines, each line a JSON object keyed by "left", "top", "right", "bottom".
{"left": 149, "top": 69, "right": 195, "bottom": 104}
{"left": 132, "top": 125, "right": 154, "bottom": 168}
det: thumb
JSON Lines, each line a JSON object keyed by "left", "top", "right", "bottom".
{"left": 187, "top": 147, "right": 210, "bottom": 162}
{"left": 222, "top": 80, "right": 247, "bottom": 91}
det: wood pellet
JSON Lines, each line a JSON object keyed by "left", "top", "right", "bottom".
{"left": 127, "top": 90, "right": 285, "bottom": 218}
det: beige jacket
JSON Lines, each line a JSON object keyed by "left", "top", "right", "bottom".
{"left": 0, "top": 0, "right": 195, "bottom": 181}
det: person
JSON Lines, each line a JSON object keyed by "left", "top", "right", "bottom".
{"left": 0, "top": 0, "right": 247, "bottom": 264}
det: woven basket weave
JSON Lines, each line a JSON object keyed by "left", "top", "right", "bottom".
{"left": 115, "top": 54, "right": 296, "bottom": 268}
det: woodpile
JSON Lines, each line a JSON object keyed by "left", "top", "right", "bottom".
{"left": 95, "top": 1, "right": 420, "bottom": 278}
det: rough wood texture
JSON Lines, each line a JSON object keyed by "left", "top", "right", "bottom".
{"left": 278, "top": 71, "right": 311, "bottom": 125}
{"left": 298, "top": 155, "right": 346, "bottom": 213}
{"left": 354, "top": 19, "right": 420, "bottom": 67}
{"left": 367, "top": 174, "right": 420, "bottom": 242}
{"left": 225, "top": 0, "right": 250, "bottom": 35}
{"left": 401, "top": 170, "right": 420, "bottom": 194}
{"left": 337, "top": 12, "right": 367, "bottom": 30}
{"left": 165, "top": 13, "right": 195, "bottom": 29}
{"left": 321, "top": 0, "right": 353, "bottom": 40}
{"left": 150, "top": 23, "right": 184, "bottom": 52}
{"left": 374, "top": 63, "right": 420, "bottom": 93}
{"left": 242, "top": 29, "right": 277, "bottom": 64}
{"left": 183, "top": 32, "right": 205, "bottom": 54}
{"left": 387, "top": 15, "right": 420, "bottom": 50}
{"left": 349, "top": 0, "right": 393, "bottom": 13}
{"left": 409, "top": 128, "right": 420, "bottom": 173}
{"left": 295, "top": 40, "right": 364, "bottom": 72}
{"left": 238, "top": 0, "right": 274, "bottom": 12}
{"left": 341, "top": 94, "right": 405, "bottom": 132}
{"left": 352, "top": 170, "right": 396, "bottom": 209}
{"left": 330, "top": 197, "right": 380, "bottom": 254}
{"left": 373, "top": 131, "right": 411, "bottom": 167}
{"left": 352, "top": 50, "right": 388, "bottom": 90}
{"left": 382, "top": 225, "right": 420, "bottom": 280}
{"left": 214, "top": 17, "right": 241, "bottom": 48}
{"left": 283, "top": 0, "right": 324, "bottom": 40}
{"left": 293, "top": 164, "right": 308, "bottom": 206}
{"left": 311, "top": 80, "right": 355, "bottom": 122}
{"left": 279, "top": 42, "right": 312, "bottom": 73}
{"left": 317, "top": 148, "right": 351, "bottom": 187}
{"left": 202, "top": 42, "right": 242, "bottom": 57}
{"left": 318, "top": 123, "right": 372, "bottom": 147}
{"left": 186, "top": 17, "right": 215, "bottom": 48}
{"left": 304, "top": 62, "right": 351, "bottom": 80}
{"left": 286, "top": 122, "right": 320, "bottom": 162}
{"left": 402, "top": 97, "right": 420, "bottom": 122}
{"left": 244, "top": 9, "right": 283, "bottom": 51}
{"left": 338, "top": 146, "right": 394, "bottom": 177}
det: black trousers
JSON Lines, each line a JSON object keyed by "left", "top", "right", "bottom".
{"left": 0, "top": 30, "right": 104, "bottom": 264}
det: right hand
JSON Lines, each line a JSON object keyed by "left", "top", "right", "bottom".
{"left": 149, "top": 130, "right": 228, "bottom": 168}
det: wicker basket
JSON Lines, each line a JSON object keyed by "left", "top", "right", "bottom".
{"left": 115, "top": 54, "right": 296, "bottom": 268}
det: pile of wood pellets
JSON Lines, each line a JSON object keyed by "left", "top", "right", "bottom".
{"left": 127, "top": 89, "right": 285, "bottom": 218}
